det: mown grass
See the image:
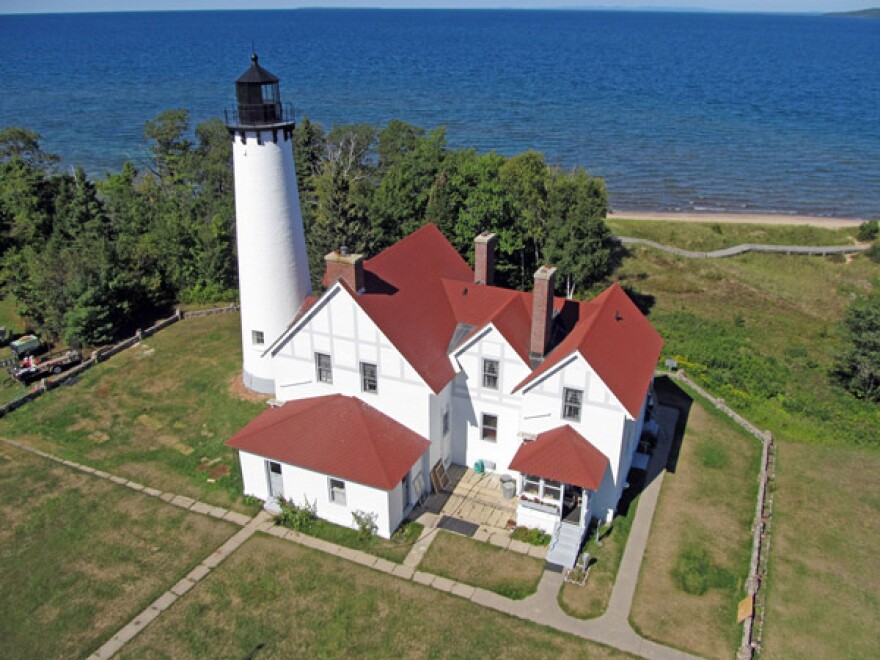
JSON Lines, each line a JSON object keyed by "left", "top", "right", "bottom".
{"left": 0, "top": 312, "right": 265, "bottom": 512}
{"left": 629, "top": 389, "right": 760, "bottom": 660}
{"left": 761, "top": 442, "right": 880, "bottom": 658}
{"left": 419, "top": 530, "right": 544, "bottom": 599}
{"left": 121, "top": 534, "right": 631, "bottom": 659}
{"left": 0, "top": 444, "right": 235, "bottom": 659}
{"left": 613, "top": 243, "right": 879, "bottom": 448}
{"left": 607, "top": 218, "right": 860, "bottom": 252}
{"left": 558, "top": 490, "right": 641, "bottom": 619}
{"left": 279, "top": 516, "right": 423, "bottom": 564}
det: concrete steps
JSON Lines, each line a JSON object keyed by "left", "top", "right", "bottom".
{"left": 545, "top": 521, "right": 585, "bottom": 568}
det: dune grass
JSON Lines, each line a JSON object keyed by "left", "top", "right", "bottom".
{"left": 121, "top": 534, "right": 631, "bottom": 659}
{"left": 0, "top": 312, "right": 264, "bottom": 512}
{"left": 0, "top": 444, "right": 235, "bottom": 659}
{"left": 419, "top": 530, "right": 544, "bottom": 599}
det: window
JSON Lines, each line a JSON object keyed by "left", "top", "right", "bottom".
{"left": 481, "top": 413, "right": 498, "bottom": 442}
{"left": 360, "top": 362, "right": 377, "bottom": 393}
{"left": 315, "top": 352, "right": 332, "bottom": 384}
{"left": 562, "top": 387, "right": 583, "bottom": 422}
{"left": 482, "top": 358, "right": 499, "bottom": 389}
{"left": 442, "top": 408, "right": 450, "bottom": 437}
{"left": 329, "top": 478, "right": 346, "bottom": 505}
{"left": 252, "top": 330, "right": 264, "bottom": 346}
{"left": 543, "top": 479, "right": 562, "bottom": 502}
{"left": 523, "top": 474, "right": 540, "bottom": 496}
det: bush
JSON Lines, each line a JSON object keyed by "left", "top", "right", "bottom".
{"left": 511, "top": 526, "right": 551, "bottom": 546}
{"left": 275, "top": 496, "right": 317, "bottom": 531}
{"left": 857, "top": 220, "right": 879, "bottom": 242}
{"left": 866, "top": 244, "right": 880, "bottom": 264}
{"left": 351, "top": 510, "right": 378, "bottom": 540}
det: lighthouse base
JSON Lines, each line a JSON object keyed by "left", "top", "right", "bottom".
{"left": 243, "top": 369, "right": 275, "bottom": 395}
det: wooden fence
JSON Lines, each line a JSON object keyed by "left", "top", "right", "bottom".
{"left": 0, "top": 304, "right": 239, "bottom": 419}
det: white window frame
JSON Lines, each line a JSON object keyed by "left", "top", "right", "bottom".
{"left": 315, "top": 352, "right": 333, "bottom": 384}
{"left": 482, "top": 358, "right": 500, "bottom": 389}
{"left": 328, "top": 478, "right": 346, "bottom": 505}
{"left": 562, "top": 387, "right": 583, "bottom": 422}
{"left": 481, "top": 413, "right": 498, "bottom": 442}
{"left": 360, "top": 361, "right": 378, "bottom": 394}
{"left": 252, "top": 330, "right": 264, "bottom": 346}
{"left": 543, "top": 479, "right": 562, "bottom": 502}
{"left": 522, "top": 474, "right": 541, "bottom": 496}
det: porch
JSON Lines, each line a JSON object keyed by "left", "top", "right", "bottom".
{"left": 419, "top": 464, "right": 518, "bottom": 535}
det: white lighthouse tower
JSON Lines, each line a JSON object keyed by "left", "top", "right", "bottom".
{"left": 227, "top": 54, "right": 311, "bottom": 393}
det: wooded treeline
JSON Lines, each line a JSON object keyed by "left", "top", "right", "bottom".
{"left": 0, "top": 113, "right": 616, "bottom": 346}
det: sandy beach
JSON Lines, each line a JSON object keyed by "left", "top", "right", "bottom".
{"left": 609, "top": 211, "right": 865, "bottom": 229}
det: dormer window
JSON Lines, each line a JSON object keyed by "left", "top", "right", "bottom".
{"left": 562, "top": 388, "right": 583, "bottom": 422}
{"left": 482, "top": 359, "right": 499, "bottom": 389}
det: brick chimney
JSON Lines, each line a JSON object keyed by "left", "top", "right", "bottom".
{"left": 324, "top": 246, "right": 365, "bottom": 293}
{"left": 474, "top": 231, "right": 497, "bottom": 286}
{"left": 530, "top": 265, "right": 557, "bottom": 362}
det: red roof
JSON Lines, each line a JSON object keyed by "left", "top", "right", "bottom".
{"left": 514, "top": 283, "right": 663, "bottom": 418}
{"left": 292, "top": 224, "right": 662, "bottom": 412}
{"left": 226, "top": 394, "right": 429, "bottom": 491}
{"left": 509, "top": 425, "right": 609, "bottom": 490}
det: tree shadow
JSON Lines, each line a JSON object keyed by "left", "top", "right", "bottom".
{"left": 621, "top": 284, "right": 656, "bottom": 316}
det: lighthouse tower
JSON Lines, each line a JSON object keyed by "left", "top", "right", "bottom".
{"left": 227, "top": 54, "right": 311, "bottom": 393}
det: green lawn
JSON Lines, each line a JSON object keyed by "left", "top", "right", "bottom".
{"left": 558, "top": 487, "right": 640, "bottom": 619}
{"left": 0, "top": 443, "right": 235, "bottom": 659}
{"left": 629, "top": 386, "right": 760, "bottom": 659}
{"left": 0, "top": 312, "right": 265, "bottom": 512}
{"left": 607, "top": 218, "right": 860, "bottom": 252}
{"left": 277, "top": 515, "right": 423, "bottom": 563}
{"left": 122, "top": 534, "right": 630, "bottom": 659}
{"left": 419, "top": 530, "right": 544, "bottom": 599}
{"left": 761, "top": 442, "right": 880, "bottom": 658}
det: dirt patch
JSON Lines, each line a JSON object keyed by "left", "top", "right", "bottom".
{"left": 228, "top": 373, "right": 272, "bottom": 404}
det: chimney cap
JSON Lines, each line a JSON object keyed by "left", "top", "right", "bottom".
{"left": 474, "top": 231, "right": 497, "bottom": 244}
{"left": 534, "top": 265, "right": 557, "bottom": 280}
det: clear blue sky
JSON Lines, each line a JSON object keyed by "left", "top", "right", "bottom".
{"left": 0, "top": 1, "right": 873, "bottom": 15}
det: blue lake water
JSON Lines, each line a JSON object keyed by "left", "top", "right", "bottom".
{"left": 0, "top": 9, "right": 878, "bottom": 217}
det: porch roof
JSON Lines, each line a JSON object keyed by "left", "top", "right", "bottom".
{"left": 226, "top": 394, "right": 430, "bottom": 491}
{"left": 509, "top": 425, "right": 609, "bottom": 491}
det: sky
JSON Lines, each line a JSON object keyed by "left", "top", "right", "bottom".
{"left": 0, "top": 0, "right": 873, "bottom": 14}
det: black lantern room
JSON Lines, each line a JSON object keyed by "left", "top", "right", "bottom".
{"left": 232, "top": 53, "right": 290, "bottom": 127}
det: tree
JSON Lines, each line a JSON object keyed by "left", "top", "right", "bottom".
{"left": 0, "top": 127, "right": 59, "bottom": 170}
{"left": 543, "top": 168, "right": 613, "bottom": 299}
{"left": 836, "top": 290, "right": 880, "bottom": 402}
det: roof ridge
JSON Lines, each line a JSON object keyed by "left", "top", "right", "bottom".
{"left": 356, "top": 397, "right": 396, "bottom": 488}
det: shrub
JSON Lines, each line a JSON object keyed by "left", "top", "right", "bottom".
{"left": 275, "top": 496, "right": 317, "bottom": 531}
{"left": 352, "top": 510, "right": 378, "bottom": 540}
{"left": 866, "top": 244, "right": 880, "bottom": 264}
{"left": 511, "top": 526, "right": 551, "bottom": 546}
{"left": 857, "top": 220, "right": 879, "bottom": 242}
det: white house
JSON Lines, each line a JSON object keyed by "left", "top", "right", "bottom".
{"left": 223, "top": 56, "right": 663, "bottom": 558}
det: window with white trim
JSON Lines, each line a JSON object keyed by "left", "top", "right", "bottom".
{"left": 315, "top": 352, "right": 332, "bottom": 384}
{"left": 482, "top": 358, "right": 499, "bottom": 389}
{"left": 522, "top": 474, "right": 540, "bottom": 496}
{"left": 252, "top": 330, "right": 264, "bottom": 346}
{"left": 329, "top": 478, "right": 346, "bottom": 505}
{"left": 481, "top": 413, "right": 498, "bottom": 442}
{"left": 562, "top": 387, "right": 583, "bottom": 422}
{"left": 543, "top": 479, "right": 562, "bottom": 502}
{"left": 360, "top": 362, "right": 377, "bottom": 393}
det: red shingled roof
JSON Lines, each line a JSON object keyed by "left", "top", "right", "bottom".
{"left": 293, "top": 224, "right": 662, "bottom": 412}
{"left": 514, "top": 283, "right": 663, "bottom": 418}
{"left": 226, "top": 394, "right": 429, "bottom": 491}
{"left": 509, "top": 425, "right": 609, "bottom": 491}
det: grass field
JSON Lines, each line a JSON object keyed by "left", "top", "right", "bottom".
{"left": 607, "top": 218, "right": 861, "bottom": 252}
{"left": 629, "top": 391, "right": 760, "bottom": 659}
{"left": 761, "top": 442, "right": 880, "bottom": 658}
{"left": 0, "top": 444, "right": 235, "bottom": 659}
{"left": 0, "top": 312, "right": 264, "bottom": 512}
{"left": 611, "top": 240, "right": 878, "bottom": 448}
{"left": 121, "top": 534, "right": 629, "bottom": 659}
{"left": 419, "top": 530, "right": 544, "bottom": 599}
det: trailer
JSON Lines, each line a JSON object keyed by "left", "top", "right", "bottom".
{"left": 10, "top": 350, "right": 82, "bottom": 385}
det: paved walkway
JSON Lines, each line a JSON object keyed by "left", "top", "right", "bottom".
{"left": 619, "top": 235, "right": 869, "bottom": 259}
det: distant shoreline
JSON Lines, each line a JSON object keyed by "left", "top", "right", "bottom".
{"left": 608, "top": 211, "right": 865, "bottom": 229}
